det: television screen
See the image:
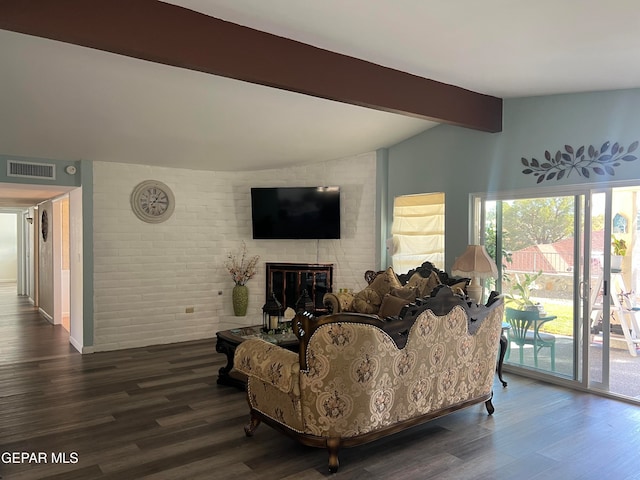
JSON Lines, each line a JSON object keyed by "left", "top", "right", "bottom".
{"left": 251, "top": 187, "right": 341, "bottom": 239}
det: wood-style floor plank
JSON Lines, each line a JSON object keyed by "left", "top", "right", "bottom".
{"left": 1, "top": 282, "right": 639, "bottom": 479}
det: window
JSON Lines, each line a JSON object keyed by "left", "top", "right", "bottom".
{"left": 391, "top": 192, "right": 444, "bottom": 273}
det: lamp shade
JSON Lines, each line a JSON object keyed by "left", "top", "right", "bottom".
{"left": 451, "top": 245, "right": 498, "bottom": 279}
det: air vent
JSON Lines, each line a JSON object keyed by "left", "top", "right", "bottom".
{"left": 7, "top": 160, "right": 56, "bottom": 180}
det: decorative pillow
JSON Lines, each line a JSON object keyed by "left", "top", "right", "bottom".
{"left": 367, "top": 266, "right": 402, "bottom": 299}
{"left": 378, "top": 293, "right": 411, "bottom": 318}
{"left": 336, "top": 291, "right": 355, "bottom": 311}
{"left": 389, "top": 286, "right": 419, "bottom": 301}
{"left": 352, "top": 288, "right": 382, "bottom": 314}
{"left": 407, "top": 271, "right": 441, "bottom": 297}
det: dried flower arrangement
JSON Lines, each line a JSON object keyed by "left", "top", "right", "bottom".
{"left": 224, "top": 241, "right": 259, "bottom": 286}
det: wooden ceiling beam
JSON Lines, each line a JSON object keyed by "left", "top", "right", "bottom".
{"left": 0, "top": 0, "right": 502, "bottom": 132}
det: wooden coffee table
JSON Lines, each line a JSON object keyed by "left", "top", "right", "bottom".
{"left": 215, "top": 325, "right": 299, "bottom": 389}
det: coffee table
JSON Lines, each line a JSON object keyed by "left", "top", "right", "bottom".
{"left": 215, "top": 325, "right": 299, "bottom": 389}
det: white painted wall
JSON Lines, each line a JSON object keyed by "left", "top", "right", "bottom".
{"left": 91, "top": 152, "right": 377, "bottom": 351}
{"left": 0, "top": 213, "right": 17, "bottom": 282}
{"left": 27, "top": 207, "right": 35, "bottom": 300}
{"left": 52, "top": 199, "right": 62, "bottom": 325}
{"left": 69, "top": 187, "right": 84, "bottom": 352}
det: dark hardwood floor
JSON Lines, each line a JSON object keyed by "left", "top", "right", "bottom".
{"left": 1, "top": 282, "right": 639, "bottom": 479}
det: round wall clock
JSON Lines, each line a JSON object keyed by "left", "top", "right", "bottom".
{"left": 41, "top": 210, "right": 48, "bottom": 242}
{"left": 130, "top": 180, "right": 175, "bottom": 223}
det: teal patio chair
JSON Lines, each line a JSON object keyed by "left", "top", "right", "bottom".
{"left": 505, "top": 307, "right": 556, "bottom": 371}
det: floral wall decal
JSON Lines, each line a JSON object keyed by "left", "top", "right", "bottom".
{"left": 521, "top": 140, "right": 638, "bottom": 184}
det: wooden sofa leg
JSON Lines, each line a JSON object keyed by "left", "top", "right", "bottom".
{"left": 326, "top": 437, "right": 341, "bottom": 473}
{"left": 244, "top": 412, "right": 261, "bottom": 437}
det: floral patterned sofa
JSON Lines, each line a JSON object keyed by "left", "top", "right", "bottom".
{"left": 234, "top": 286, "right": 504, "bottom": 472}
{"left": 322, "top": 262, "right": 468, "bottom": 318}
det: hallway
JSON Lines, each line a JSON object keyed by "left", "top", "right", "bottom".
{"left": 0, "top": 282, "right": 75, "bottom": 366}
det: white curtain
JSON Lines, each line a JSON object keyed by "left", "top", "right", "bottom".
{"left": 391, "top": 192, "right": 445, "bottom": 273}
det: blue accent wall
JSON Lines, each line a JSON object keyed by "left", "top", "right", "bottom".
{"left": 386, "top": 88, "right": 640, "bottom": 271}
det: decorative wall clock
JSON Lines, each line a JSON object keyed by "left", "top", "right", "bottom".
{"left": 130, "top": 180, "right": 175, "bottom": 223}
{"left": 41, "top": 209, "right": 48, "bottom": 241}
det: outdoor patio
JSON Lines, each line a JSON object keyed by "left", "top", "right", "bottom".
{"left": 505, "top": 334, "right": 640, "bottom": 399}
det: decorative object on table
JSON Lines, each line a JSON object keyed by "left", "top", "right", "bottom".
{"left": 451, "top": 245, "right": 498, "bottom": 304}
{"left": 295, "top": 289, "right": 314, "bottom": 313}
{"left": 504, "top": 270, "right": 545, "bottom": 314}
{"left": 225, "top": 241, "right": 259, "bottom": 316}
{"left": 611, "top": 235, "right": 627, "bottom": 272}
{"left": 130, "top": 180, "right": 175, "bottom": 223}
{"left": 520, "top": 140, "right": 638, "bottom": 184}
{"left": 262, "top": 291, "right": 283, "bottom": 332}
{"left": 232, "top": 285, "right": 249, "bottom": 317}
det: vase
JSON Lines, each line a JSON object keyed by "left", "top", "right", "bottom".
{"left": 232, "top": 285, "right": 249, "bottom": 316}
{"left": 611, "top": 255, "right": 623, "bottom": 272}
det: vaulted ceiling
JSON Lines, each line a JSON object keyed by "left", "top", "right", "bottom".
{"left": 2, "top": 0, "right": 640, "bottom": 206}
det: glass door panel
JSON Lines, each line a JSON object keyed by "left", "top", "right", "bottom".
{"left": 480, "top": 186, "right": 640, "bottom": 402}
{"left": 486, "top": 196, "right": 578, "bottom": 377}
{"left": 587, "top": 192, "right": 607, "bottom": 387}
{"left": 589, "top": 188, "right": 640, "bottom": 398}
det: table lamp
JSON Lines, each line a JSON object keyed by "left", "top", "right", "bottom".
{"left": 451, "top": 244, "right": 498, "bottom": 304}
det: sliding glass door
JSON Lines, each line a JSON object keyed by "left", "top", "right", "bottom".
{"left": 483, "top": 195, "right": 580, "bottom": 378}
{"left": 588, "top": 188, "right": 640, "bottom": 399}
{"left": 478, "top": 185, "right": 640, "bottom": 402}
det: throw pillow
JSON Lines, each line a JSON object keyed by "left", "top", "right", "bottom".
{"left": 407, "top": 271, "right": 441, "bottom": 297}
{"left": 389, "top": 286, "right": 419, "bottom": 301}
{"left": 378, "top": 293, "right": 411, "bottom": 318}
{"left": 352, "top": 288, "right": 382, "bottom": 314}
{"left": 336, "top": 291, "right": 355, "bottom": 311}
{"left": 367, "top": 266, "right": 402, "bottom": 299}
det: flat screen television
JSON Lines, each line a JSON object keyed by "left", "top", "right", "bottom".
{"left": 251, "top": 186, "right": 341, "bottom": 239}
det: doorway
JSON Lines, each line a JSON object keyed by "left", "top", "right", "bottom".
{"left": 482, "top": 195, "right": 579, "bottom": 379}
{"left": 587, "top": 188, "right": 640, "bottom": 398}
{"left": 37, "top": 195, "right": 75, "bottom": 342}
{"left": 476, "top": 185, "right": 640, "bottom": 402}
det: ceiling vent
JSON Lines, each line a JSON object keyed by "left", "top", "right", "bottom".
{"left": 7, "top": 160, "right": 56, "bottom": 180}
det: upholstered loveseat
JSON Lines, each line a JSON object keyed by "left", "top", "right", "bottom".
{"left": 322, "top": 261, "right": 467, "bottom": 318}
{"left": 234, "top": 286, "right": 504, "bottom": 472}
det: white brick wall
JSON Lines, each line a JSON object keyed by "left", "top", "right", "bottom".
{"left": 91, "top": 152, "right": 377, "bottom": 351}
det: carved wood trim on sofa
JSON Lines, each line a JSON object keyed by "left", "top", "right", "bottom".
{"left": 236, "top": 287, "right": 504, "bottom": 472}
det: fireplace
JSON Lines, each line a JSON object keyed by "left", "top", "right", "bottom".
{"left": 265, "top": 263, "right": 333, "bottom": 314}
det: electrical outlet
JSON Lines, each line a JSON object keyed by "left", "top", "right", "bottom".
{"left": 185, "top": 307, "right": 195, "bottom": 313}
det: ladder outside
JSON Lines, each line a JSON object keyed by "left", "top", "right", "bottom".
{"left": 590, "top": 271, "right": 640, "bottom": 356}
